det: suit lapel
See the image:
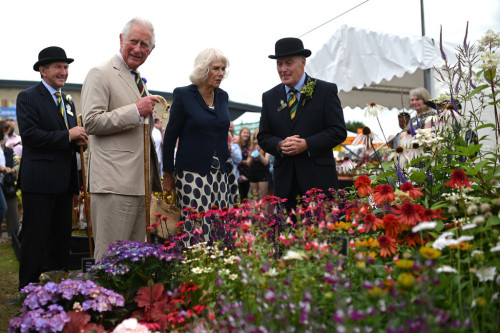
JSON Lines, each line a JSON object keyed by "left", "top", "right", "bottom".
{"left": 37, "top": 83, "right": 68, "bottom": 129}
{"left": 112, "top": 55, "right": 141, "bottom": 99}
{"left": 276, "top": 85, "right": 293, "bottom": 128}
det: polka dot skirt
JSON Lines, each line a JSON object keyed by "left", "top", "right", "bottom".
{"left": 175, "top": 156, "right": 238, "bottom": 245}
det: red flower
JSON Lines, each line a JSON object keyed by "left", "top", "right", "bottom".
{"left": 382, "top": 214, "right": 401, "bottom": 238}
{"left": 373, "top": 184, "right": 395, "bottom": 204}
{"left": 392, "top": 202, "right": 423, "bottom": 227}
{"left": 355, "top": 175, "right": 373, "bottom": 197}
{"left": 363, "top": 213, "right": 382, "bottom": 232}
{"left": 377, "top": 235, "right": 397, "bottom": 257}
{"left": 445, "top": 170, "right": 471, "bottom": 189}
{"left": 400, "top": 182, "right": 423, "bottom": 199}
{"left": 404, "top": 232, "right": 423, "bottom": 248}
{"left": 420, "top": 207, "right": 446, "bottom": 222}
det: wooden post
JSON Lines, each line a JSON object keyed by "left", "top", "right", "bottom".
{"left": 77, "top": 115, "right": 93, "bottom": 258}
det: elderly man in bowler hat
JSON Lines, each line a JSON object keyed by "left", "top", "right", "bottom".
{"left": 15, "top": 46, "right": 88, "bottom": 290}
{"left": 257, "top": 37, "right": 347, "bottom": 211}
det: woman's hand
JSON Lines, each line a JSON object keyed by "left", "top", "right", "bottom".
{"left": 162, "top": 172, "right": 175, "bottom": 192}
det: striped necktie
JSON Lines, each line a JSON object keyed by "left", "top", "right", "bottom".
{"left": 288, "top": 88, "right": 298, "bottom": 119}
{"left": 54, "top": 92, "right": 68, "bottom": 128}
{"left": 131, "top": 70, "right": 147, "bottom": 97}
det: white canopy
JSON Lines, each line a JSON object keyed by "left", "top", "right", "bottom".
{"left": 306, "top": 25, "right": 442, "bottom": 93}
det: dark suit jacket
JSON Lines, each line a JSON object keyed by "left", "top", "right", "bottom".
{"left": 163, "top": 84, "right": 231, "bottom": 174}
{"left": 16, "top": 82, "right": 79, "bottom": 194}
{"left": 258, "top": 75, "right": 347, "bottom": 199}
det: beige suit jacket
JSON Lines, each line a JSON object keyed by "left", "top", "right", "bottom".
{"left": 81, "top": 55, "right": 162, "bottom": 195}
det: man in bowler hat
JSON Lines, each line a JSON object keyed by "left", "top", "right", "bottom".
{"left": 16, "top": 46, "right": 88, "bottom": 290}
{"left": 258, "top": 38, "right": 347, "bottom": 211}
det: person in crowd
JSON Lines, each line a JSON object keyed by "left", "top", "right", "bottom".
{"left": 410, "top": 87, "right": 435, "bottom": 129}
{"left": 392, "top": 111, "right": 411, "bottom": 148}
{"left": 5, "top": 119, "right": 22, "bottom": 158}
{"left": 162, "top": 48, "right": 238, "bottom": 246}
{"left": 229, "top": 121, "right": 239, "bottom": 143}
{"left": 258, "top": 37, "right": 347, "bottom": 212}
{"left": 248, "top": 128, "right": 271, "bottom": 200}
{"left": 236, "top": 126, "right": 251, "bottom": 201}
{"left": 16, "top": 46, "right": 87, "bottom": 290}
{"left": 152, "top": 117, "right": 163, "bottom": 172}
{"left": 0, "top": 120, "right": 19, "bottom": 240}
{"left": 81, "top": 17, "right": 162, "bottom": 261}
{"left": 229, "top": 134, "right": 242, "bottom": 181}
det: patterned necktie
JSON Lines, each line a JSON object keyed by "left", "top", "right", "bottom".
{"left": 131, "top": 70, "right": 147, "bottom": 97}
{"left": 288, "top": 88, "right": 298, "bottom": 119}
{"left": 54, "top": 92, "right": 68, "bottom": 128}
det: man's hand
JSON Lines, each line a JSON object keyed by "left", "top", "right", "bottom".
{"left": 162, "top": 172, "right": 175, "bottom": 192}
{"left": 136, "top": 96, "right": 161, "bottom": 117}
{"left": 280, "top": 135, "right": 308, "bottom": 156}
{"left": 69, "top": 126, "right": 88, "bottom": 145}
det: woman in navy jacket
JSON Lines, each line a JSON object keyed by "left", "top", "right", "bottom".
{"left": 162, "top": 48, "right": 238, "bottom": 245}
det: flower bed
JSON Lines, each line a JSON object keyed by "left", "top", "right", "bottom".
{"left": 9, "top": 28, "right": 500, "bottom": 333}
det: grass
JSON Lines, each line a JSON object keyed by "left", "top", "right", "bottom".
{"left": 0, "top": 239, "right": 21, "bottom": 332}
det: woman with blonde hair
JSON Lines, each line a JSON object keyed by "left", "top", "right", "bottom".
{"left": 409, "top": 87, "right": 435, "bottom": 129}
{"left": 236, "top": 126, "right": 251, "bottom": 201}
{"left": 248, "top": 128, "right": 271, "bottom": 200}
{"left": 162, "top": 48, "right": 238, "bottom": 245}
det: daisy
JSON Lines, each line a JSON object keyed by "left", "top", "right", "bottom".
{"left": 437, "top": 265, "right": 458, "bottom": 273}
{"left": 445, "top": 170, "right": 471, "bottom": 189}
{"left": 354, "top": 175, "right": 373, "bottom": 197}
{"left": 364, "top": 102, "right": 388, "bottom": 117}
{"left": 339, "top": 156, "right": 356, "bottom": 174}
{"left": 412, "top": 221, "right": 437, "bottom": 233}
{"left": 475, "top": 266, "right": 497, "bottom": 282}
{"left": 377, "top": 235, "right": 397, "bottom": 257}
{"left": 352, "top": 126, "right": 383, "bottom": 150}
{"left": 373, "top": 184, "right": 395, "bottom": 204}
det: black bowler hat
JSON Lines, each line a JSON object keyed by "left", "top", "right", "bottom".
{"left": 33, "top": 46, "right": 74, "bottom": 71}
{"left": 268, "top": 37, "right": 311, "bottom": 59}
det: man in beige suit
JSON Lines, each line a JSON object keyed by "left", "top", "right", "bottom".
{"left": 81, "top": 17, "right": 162, "bottom": 261}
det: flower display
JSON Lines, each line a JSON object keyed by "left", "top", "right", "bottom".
{"left": 299, "top": 78, "right": 316, "bottom": 105}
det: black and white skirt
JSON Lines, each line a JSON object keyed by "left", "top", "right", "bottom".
{"left": 175, "top": 156, "right": 238, "bottom": 245}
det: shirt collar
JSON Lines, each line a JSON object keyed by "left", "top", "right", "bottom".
{"left": 41, "top": 79, "right": 61, "bottom": 96}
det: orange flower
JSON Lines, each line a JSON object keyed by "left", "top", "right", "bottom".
{"left": 420, "top": 207, "right": 446, "bottom": 222}
{"left": 399, "top": 182, "right": 423, "bottom": 200}
{"left": 373, "top": 184, "right": 395, "bottom": 204}
{"left": 355, "top": 175, "right": 373, "bottom": 197}
{"left": 403, "top": 232, "right": 422, "bottom": 248}
{"left": 377, "top": 235, "right": 397, "bottom": 257}
{"left": 382, "top": 214, "right": 401, "bottom": 238}
{"left": 445, "top": 170, "right": 471, "bottom": 189}
{"left": 392, "top": 202, "right": 423, "bottom": 227}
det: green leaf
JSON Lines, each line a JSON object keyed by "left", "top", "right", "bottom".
{"left": 486, "top": 215, "right": 500, "bottom": 226}
{"left": 467, "top": 84, "right": 489, "bottom": 98}
{"left": 456, "top": 144, "right": 481, "bottom": 157}
{"left": 381, "top": 161, "right": 394, "bottom": 171}
{"left": 409, "top": 171, "right": 427, "bottom": 183}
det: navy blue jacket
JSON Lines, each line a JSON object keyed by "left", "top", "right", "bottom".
{"left": 16, "top": 82, "right": 79, "bottom": 194}
{"left": 163, "top": 84, "right": 231, "bottom": 174}
{"left": 258, "top": 75, "right": 347, "bottom": 199}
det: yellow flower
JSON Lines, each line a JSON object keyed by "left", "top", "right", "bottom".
{"left": 356, "top": 261, "right": 366, "bottom": 269}
{"left": 367, "top": 286, "right": 384, "bottom": 299}
{"left": 395, "top": 259, "right": 415, "bottom": 270}
{"left": 419, "top": 246, "right": 442, "bottom": 259}
{"left": 474, "top": 297, "right": 487, "bottom": 307}
{"left": 397, "top": 273, "right": 415, "bottom": 289}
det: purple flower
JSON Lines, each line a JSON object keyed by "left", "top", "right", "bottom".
{"left": 142, "top": 77, "right": 147, "bottom": 84}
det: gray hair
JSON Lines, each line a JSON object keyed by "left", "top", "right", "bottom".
{"left": 121, "top": 17, "right": 155, "bottom": 50}
{"left": 410, "top": 87, "right": 431, "bottom": 102}
{"left": 189, "top": 48, "right": 229, "bottom": 86}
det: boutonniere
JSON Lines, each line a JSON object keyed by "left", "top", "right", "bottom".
{"left": 142, "top": 77, "right": 147, "bottom": 84}
{"left": 299, "top": 79, "right": 316, "bottom": 105}
{"left": 65, "top": 94, "right": 72, "bottom": 103}
{"left": 277, "top": 100, "right": 287, "bottom": 112}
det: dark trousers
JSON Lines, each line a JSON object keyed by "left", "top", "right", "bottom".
{"left": 18, "top": 191, "right": 73, "bottom": 290}
{"left": 238, "top": 180, "right": 250, "bottom": 201}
